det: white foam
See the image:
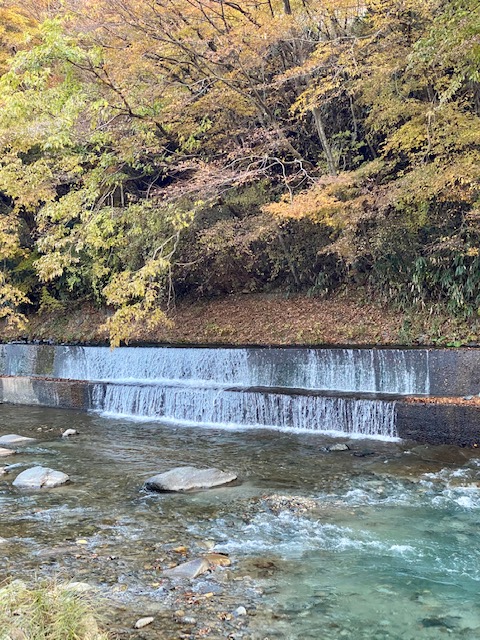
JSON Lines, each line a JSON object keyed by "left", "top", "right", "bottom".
{"left": 196, "top": 512, "right": 419, "bottom": 561}
{"left": 91, "top": 384, "right": 398, "bottom": 439}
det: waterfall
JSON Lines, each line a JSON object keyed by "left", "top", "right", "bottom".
{"left": 1, "top": 344, "right": 441, "bottom": 438}
{"left": 91, "top": 383, "right": 397, "bottom": 439}
{"left": 0, "top": 344, "right": 39, "bottom": 377}
{"left": 0, "top": 377, "right": 41, "bottom": 405}
{"left": 52, "top": 345, "right": 429, "bottom": 394}
{"left": 0, "top": 344, "right": 430, "bottom": 394}
{"left": 58, "top": 346, "right": 251, "bottom": 386}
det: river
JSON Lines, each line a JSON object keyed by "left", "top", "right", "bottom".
{"left": 1, "top": 403, "right": 480, "bottom": 639}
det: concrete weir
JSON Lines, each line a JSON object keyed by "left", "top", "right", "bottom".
{"left": 1, "top": 344, "right": 480, "bottom": 445}
{"left": 0, "top": 376, "right": 92, "bottom": 409}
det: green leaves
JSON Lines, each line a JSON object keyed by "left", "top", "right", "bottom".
{"left": 0, "top": 12, "right": 196, "bottom": 344}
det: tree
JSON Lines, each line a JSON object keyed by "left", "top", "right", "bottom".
{"left": 0, "top": 16, "right": 195, "bottom": 344}
{"left": 1, "top": 0, "right": 480, "bottom": 338}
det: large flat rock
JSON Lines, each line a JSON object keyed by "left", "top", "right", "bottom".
{"left": 0, "top": 434, "right": 35, "bottom": 445}
{"left": 13, "top": 466, "right": 70, "bottom": 489}
{"left": 144, "top": 466, "right": 237, "bottom": 492}
{"left": 0, "top": 448, "right": 15, "bottom": 457}
{"left": 163, "top": 558, "right": 210, "bottom": 579}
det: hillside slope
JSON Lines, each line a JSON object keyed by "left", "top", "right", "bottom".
{"left": 1, "top": 293, "right": 477, "bottom": 347}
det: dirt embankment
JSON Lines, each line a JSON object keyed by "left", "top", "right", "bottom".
{"left": 0, "top": 292, "right": 478, "bottom": 347}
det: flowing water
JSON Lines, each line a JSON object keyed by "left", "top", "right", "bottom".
{"left": 0, "top": 344, "right": 431, "bottom": 394}
{"left": 92, "top": 383, "right": 398, "bottom": 438}
{"left": 2, "top": 344, "right": 429, "bottom": 438}
{"left": 1, "top": 404, "right": 480, "bottom": 639}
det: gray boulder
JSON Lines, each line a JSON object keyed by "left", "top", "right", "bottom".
{"left": 144, "top": 466, "right": 237, "bottom": 492}
{"left": 327, "top": 443, "right": 350, "bottom": 452}
{"left": 0, "top": 434, "right": 35, "bottom": 445}
{"left": 13, "top": 466, "right": 70, "bottom": 489}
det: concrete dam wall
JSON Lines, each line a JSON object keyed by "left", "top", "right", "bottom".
{"left": 1, "top": 344, "right": 479, "bottom": 445}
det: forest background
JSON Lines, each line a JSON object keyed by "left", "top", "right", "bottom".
{"left": 0, "top": 0, "right": 479, "bottom": 346}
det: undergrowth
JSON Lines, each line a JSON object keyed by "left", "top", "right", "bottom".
{"left": 0, "top": 579, "right": 110, "bottom": 640}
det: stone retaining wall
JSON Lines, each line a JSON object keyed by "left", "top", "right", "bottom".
{"left": 396, "top": 401, "right": 480, "bottom": 447}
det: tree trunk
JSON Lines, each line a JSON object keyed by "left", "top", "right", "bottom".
{"left": 283, "top": 0, "right": 292, "bottom": 15}
{"left": 312, "top": 106, "right": 337, "bottom": 176}
{"left": 277, "top": 225, "right": 301, "bottom": 289}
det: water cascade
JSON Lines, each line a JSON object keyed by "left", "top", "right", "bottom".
{"left": 0, "top": 343, "right": 430, "bottom": 393}
{"left": 92, "top": 383, "right": 398, "bottom": 438}
{"left": 61, "top": 346, "right": 430, "bottom": 394}
{"left": 0, "top": 344, "right": 445, "bottom": 438}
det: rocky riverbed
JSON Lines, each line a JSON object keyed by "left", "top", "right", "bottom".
{"left": 1, "top": 404, "right": 480, "bottom": 639}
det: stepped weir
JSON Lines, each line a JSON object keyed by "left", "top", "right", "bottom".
{"left": 1, "top": 343, "right": 480, "bottom": 444}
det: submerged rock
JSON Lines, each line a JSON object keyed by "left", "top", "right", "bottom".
{"left": 262, "top": 494, "right": 318, "bottom": 515}
{"left": 163, "top": 558, "right": 210, "bottom": 579}
{"left": 410, "top": 445, "right": 469, "bottom": 465}
{"left": 204, "top": 553, "right": 231, "bottom": 568}
{"left": 144, "top": 466, "right": 237, "bottom": 492}
{"left": 13, "top": 466, "right": 70, "bottom": 489}
{"left": 353, "top": 450, "right": 376, "bottom": 457}
{"left": 0, "top": 447, "right": 15, "bottom": 457}
{"left": 0, "top": 434, "right": 35, "bottom": 445}
{"left": 421, "top": 616, "right": 460, "bottom": 629}
{"left": 37, "top": 545, "right": 82, "bottom": 559}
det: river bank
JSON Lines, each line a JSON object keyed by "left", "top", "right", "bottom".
{"left": 2, "top": 292, "right": 479, "bottom": 347}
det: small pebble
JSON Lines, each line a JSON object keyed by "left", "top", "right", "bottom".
{"left": 234, "top": 606, "right": 247, "bottom": 617}
{"left": 134, "top": 616, "right": 154, "bottom": 629}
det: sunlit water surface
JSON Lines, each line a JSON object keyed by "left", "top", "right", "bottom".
{"left": 1, "top": 404, "right": 480, "bottom": 639}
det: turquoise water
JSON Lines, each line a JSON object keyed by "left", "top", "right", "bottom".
{"left": 1, "top": 404, "right": 479, "bottom": 639}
